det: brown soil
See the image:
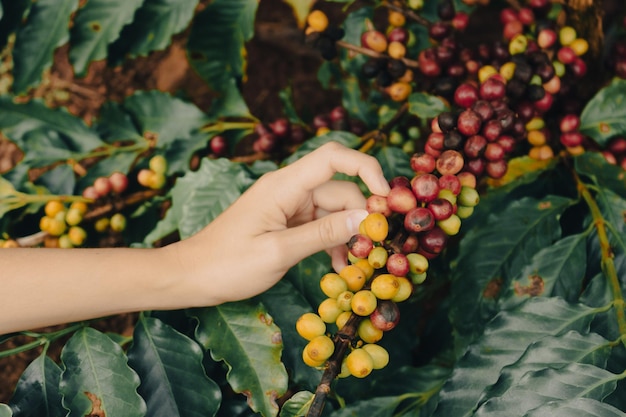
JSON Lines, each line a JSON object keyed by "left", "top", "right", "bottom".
{"left": 0, "top": 0, "right": 341, "bottom": 402}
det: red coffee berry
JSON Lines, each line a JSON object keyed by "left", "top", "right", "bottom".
{"left": 457, "top": 109, "right": 482, "bottom": 136}
{"left": 404, "top": 207, "right": 435, "bottom": 233}
{"left": 411, "top": 174, "right": 441, "bottom": 203}
{"left": 387, "top": 186, "right": 418, "bottom": 214}
{"left": 410, "top": 152, "right": 436, "bottom": 174}
{"left": 454, "top": 83, "right": 479, "bottom": 108}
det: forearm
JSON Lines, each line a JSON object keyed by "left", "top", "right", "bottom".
{"left": 0, "top": 246, "right": 187, "bottom": 334}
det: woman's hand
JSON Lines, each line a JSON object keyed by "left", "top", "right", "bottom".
{"left": 170, "top": 141, "right": 390, "bottom": 305}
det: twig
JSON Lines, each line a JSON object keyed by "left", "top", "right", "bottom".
{"left": 83, "top": 189, "right": 163, "bottom": 221}
{"left": 335, "top": 40, "right": 420, "bottom": 69}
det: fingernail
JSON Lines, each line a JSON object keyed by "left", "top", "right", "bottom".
{"left": 347, "top": 209, "right": 368, "bottom": 235}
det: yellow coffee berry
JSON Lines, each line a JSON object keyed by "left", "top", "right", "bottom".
{"left": 354, "top": 258, "right": 374, "bottom": 279}
{"left": 370, "top": 274, "right": 400, "bottom": 300}
{"left": 318, "top": 298, "right": 343, "bottom": 323}
{"left": 362, "top": 213, "right": 388, "bottom": 242}
{"left": 68, "top": 226, "right": 87, "bottom": 246}
{"left": 392, "top": 276, "right": 413, "bottom": 302}
{"left": 357, "top": 318, "right": 383, "bottom": 343}
{"left": 320, "top": 272, "right": 348, "bottom": 298}
{"left": 302, "top": 347, "right": 326, "bottom": 367}
{"left": 335, "top": 311, "right": 352, "bottom": 330}
{"left": 296, "top": 312, "right": 326, "bottom": 341}
{"left": 362, "top": 344, "right": 389, "bottom": 369}
{"left": 307, "top": 10, "right": 329, "bottom": 32}
{"left": 351, "top": 290, "right": 378, "bottom": 316}
{"left": 47, "top": 218, "right": 67, "bottom": 237}
{"left": 305, "top": 335, "right": 335, "bottom": 362}
{"left": 388, "top": 10, "right": 406, "bottom": 27}
{"left": 346, "top": 348, "right": 374, "bottom": 378}
{"left": 339, "top": 264, "right": 367, "bottom": 291}
{"left": 149, "top": 155, "right": 168, "bottom": 175}
{"left": 387, "top": 41, "right": 406, "bottom": 59}
{"left": 70, "top": 201, "right": 88, "bottom": 214}
{"left": 94, "top": 217, "right": 110, "bottom": 233}
{"left": 44, "top": 200, "right": 65, "bottom": 218}
{"left": 368, "top": 246, "right": 389, "bottom": 269}
{"left": 336, "top": 291, "right": 354, "bottom": 312}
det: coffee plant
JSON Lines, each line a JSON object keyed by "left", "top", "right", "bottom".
{"left": 1, "top": 0, "right": 626, "bottom": 416}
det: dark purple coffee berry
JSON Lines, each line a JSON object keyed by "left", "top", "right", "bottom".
{"left": 404, "top": 207, "right": 435, "bottom": 233}
{"left": 437, "top": 111, "right": 458, "bottom": 132}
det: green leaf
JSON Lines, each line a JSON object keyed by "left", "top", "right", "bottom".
{"left": 281, "top": 0, "right": 315, "bottom": 28}
{"left": 69, "top": 0, "right": 144, "bottom": 76}
{"left": 408, "top": 92, "right": 449, "bottom": 119}
{"left": 127, "top": 316, "right": 221, "bottom": 417}
{"left": 432, "top": 298, "right": 601, "bottom": 417}
{"left": 341, "top": 76, "right": 375, "bottom": 124}
{"left": 95, "top": 101, "right": 144, "bottom": 144}
{"left": 0, "top": 404, "right": 11, "bottom": 417}
{"left": 284, "top": 252, "right": 331, "bottom": 308}
{"left": 0, "top": 97, "right": 103, "bottom": 153}
{"left": 575, "top": 152, "right": 626, "bottom": 198}
{"left": 449, "top": 196, "right": 573, "bottom": 338}
{"left": 523, "top": 398, "right": 626, "bottom": 417}
{"left": 8, "top": 354, "right": 64, "bottom": 417}
{"left": 281, "top": 131, "right": 362, "bottom": 165}
{"left": 375, "top": 146, "right": 414, "bottom": 180}
{"left": 12, "top": 0, "right": 78, "bottom": 93}
{"left": 473, "top": 363, "right": 624, "bottom": 416}
{"left": 278, "top": 86, "right": 304, "bottom": 124}
{"left": 111, "top": 0, "right": 199, "bottom": 59}
{"left": 191, "top": 301, "right": 289, "bottom": 417}
{"left": 594, "top": 187, "right": 626, "bottom": 254}
{"left": 327, "top": 396, "right": 400, "bottom": 417}
{"left": 59, "top": 327, "right": 146, "bottom": 417}
{"left": 501, "top": 233, "right": 588, "bottom": 307}
{"left": 579, "top": 79, "right": 626, "bottom": 146}
{"left": 0, "top": 0, "right": 30, "bottom": 50}
{"left": 187, "top": 0, "right": 258, "bottom": 118}
{"left": 121, "top": 91, "right": 209, "bottom": 149}
{"left": 481, "top": 330, "right": 611, "bottom": 400}
{"left": 166, "top": 157, "right": 253, "bottom": 239}
{"left": 279, "top": 391, "right": 314, "bottom": 417}
{"left": 254, "top": 280, "right": 323, "bottom": 391}
{"left": 36, "top": 164, "right": 75, "bottom": 195}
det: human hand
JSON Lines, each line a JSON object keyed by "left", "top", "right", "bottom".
{"left": 168, "top": 141, "right": 390, "bottom": 306}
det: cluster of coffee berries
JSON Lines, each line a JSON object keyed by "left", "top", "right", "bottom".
{"left": 82, "top": 172, "right": 129, "bottom": 200}
{"left": 0, "top": 238, "right": 19, "bottom": 248}
{"left": 602, "top": 137, "right": 626, "bottom": 170}
{"left": 137, "top": 155, "right": 167, "bottom": 190}
{"left": 306, "top": 10, "right": 345, "bottom": 61}
{"left": 607, "top": 39, "right": 626, "bottom": 79}
{"left": 251, "top": 119, "right": 307, "bottom": 153}
{"left": 311, "top": 106, "right": 366, "bottom": 137}
{"left": 39, "top": 200, "right": 88, "bottom": 248}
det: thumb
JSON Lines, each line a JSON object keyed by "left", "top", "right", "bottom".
{"left": 275, "top": 209, "right": 368, "bottom": 265}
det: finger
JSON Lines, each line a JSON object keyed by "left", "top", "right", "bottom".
{"left": 272, "top": 209, "right": 368, "bottom": 268}
{"left": 277, "top": 142, "right": 390, "bottom": 196}
{"left": 329, "top": 246, "right": 349, "bottom": 273}
{"left": 312, "top": 180, "right": 367, "bottom": 213}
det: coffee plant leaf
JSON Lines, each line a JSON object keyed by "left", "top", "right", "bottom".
{"left": 8, "top": 354, "right": 64, "bottom": 417}
{"left": 127, "top": 316, "right": 221, "bottom": 417}
{"left": 0, "top": 97, "right": 103, "bottom": 153}
{"left": 17, "top": 129, "right": 73, "bottom": 169}
{"left": 408, "top": 92, "right": 450, "bottom": 119}
{"left": 254, "top": 280, "right": 323, "bottom": 392}
{"left": 167, "top": 157, "right": 253, "bottom": 240}
{"left": 281, "top": 131, "right": 362, "bottom": 165}
{"left": 580, "top": 78, "right": 626, "bottom": 146}
{"left": 59, "top": 327, "right": 146, "bottom": 417}
{"left": 342, "top": 6, "right": 373, "bottom": 46}
{"left": 36, "top": 164, "right": 75, "bottom": 196}
{"left": 279, "top": 391, "right": 314, "bottom": 417}
{"left": 69, "top": 0, "right": 144, "bottom": 77}
{"left": 449, "top": 196, "right": 573, "bottom": 338}
{"left": 473, "top": 363, "right": 623, "bottom": 417}
{"left": 109, "top": 0, "right": 199, "bottom": 61}
{"left": 11, "top": 0, "right": 78, "bottom": 93}
{"left": 191, "top": 301, "right": 289, "bottom": 417}
{"left": 285, "top": 252, "right": 330, "bottom": 308}
{"left": 433, "top": 298, "right": 601, "bottom": 417}
{"left": 0, "top": 405, "right": 10, "bottom": 417}
{"left": 281, "top": 0, "right": 315, "bottom": 28}
{"left": 326, "top": 396, "right": 400, "bottom": 417}
{"left": 163, "top": 131, "right": 214, "bottom": 175}
{"left": 575, "top": 152, "right": 626, "bottom": 198}
{"left": 523, "top": 398, "right": 626, "bottom": 417}
{"left": 594, "top": 188, "right": 626, "bottom": 253}
{"left": 120, "top": 91, "right": 209, "bottom": 151}
{"left": 0, "top": 0, "right": 30, "bottom": 50}
{"left": 479, "top": 330, "right": 611, "bottom": 401}
{"left": 187, "top": 0, "right": 258, "bottom": 118}
{"left": 95, "top": 101, "right": 146, "bottom": 144}
{"left": 278, "top": 86, "right": 304, "bottom": 125}
{"left": 500, "top": 232, "right": 588, "bottom": 308}
{"left": 375, "top": 146, "right": 414, "bottom": 180}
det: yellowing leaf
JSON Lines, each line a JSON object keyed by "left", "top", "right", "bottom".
{"left": 282, "top": 0, "right": 316, "bottom": 28}
{"left": 487, "top": 156, "right": 554, "bottom": 188}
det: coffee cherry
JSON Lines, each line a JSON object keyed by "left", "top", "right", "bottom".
{"left": 335, "top": 311, "right": 352, "bottom": 330}
{"left": 454, "top": 83, "right": 479, "bottom": 108}
{"left": 410, "top": 152, "right": 436, "bottom": 174}
{"left": 427, "top": 198, "right": 454, "bottom": 220}
{"left": 357, "top": 318, "right": 383, "bottom": 343}
{"left": 387, "top": 253, "right": 409, "bottom": 277}
{"left": 362, "top": 213, "right": 389, "bottom": 242}
{"left": 339, "top": 265, "right": 367, "bottom": 291}
{"left": 353, "top": 258, "right": 375, "bottom": 279}
{"left": 362, "top": 344, "right": 389, "bottom": 370}
{"left": 387, "top": 42, "right": 406, "bottom": 59}
{"left": 458, "top": 186, "right": 480, "bottom": 207}
{"left": 366, "top": 195, "right": 392, "bottom": 217}
{"left": 368, "top": 246, "right": 389, "bottom": 269}
{"left": 305, "top": 335, "right": 335, "bottom": 362}
{"left": 93, "top": 177, "right": 112, "bottom": 197}
{"left": 438, "top": 213, "right": 462, "bottom": 235}
{"left": 296, "top": 312, "right": 327, "bottom": 341}
{"left": 457, "top": 109, "right": 482, "bottom": 136}
{"left": 110, "top": 213, "right": 126, "bottom": 232}
{"left": 387, "top": 82, "right": 412, "bottom": 101}
{"left": 387, "top": 186, "right": 417, "bottom": 214}
{"left": 370, "top": 274, "right": 400, "bottom": 300}
{"left": 47, "top": 218, "right": 67, "bottom": 237}
{"left": 58, "top": 234, "right": 73, "bottom": 249}
{"left": 94, "top": 217, "right": 110, "bottom": 233}
{"left": 411, "top": 174, "right": 440, "bottom": 203}
{"left": 336, "top": 291, "right": 354, "bottom": 312}
{"left": 361, "top": 30, "right": 388, "bottom": 53}
{"left": 149, "top": 155, "right": 168, "bottom": 175}
{"left": 109, "top": 172, "right": 129, "bottom": 194}
{"left": 302, "top": 348, "right": 326, "bottom": 367}
{"left": 346, "top": 348, "right": 374, "bottom": 378}
{"left": 418, "top": 227, "right": 449, "bottom": 256}
{"left": 137, "top": 169, "right": 155, "bottom": 188}
{"left": 436, "top": 150, "right": 464, "bottom": 175}
{"left": 318, "top": 298, "right": 343, "bottom": 323}
{"left": 348, "top": 234, "right": 374, "bottom": 259}
{"left": 307, "top": 10, "right": 329, "bottom": 32}
{"left": 320, "top": 272, "right": 348, "bottom": 298}
{"left": 65, "top": 207, "right": 83, "bottom": 227}
{"left": 392, "top": 276, "right": 413, "bottom": 302}
{"left": 351, "top": 290, "right": 378, "bottom": 316}
{"left": 68, "top": 226, "right": 87, "bottom": 246}
{"left": 404, "top": 207, "right": 435, "bottom": 233}
{"left": 406, "top": 252, "right": 429, "bottom": 274}
{"left": 370, "top": 300, "right": 400, "bottom": 331}
{"left": 388, "top": 10, "right": 406, "bottom": 27}
{"left": 45, "top": 200, "right": 65, "bottom": 218}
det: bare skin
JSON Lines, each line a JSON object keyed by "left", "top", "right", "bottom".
{"left": 0, "top": 142, "right": 390, "bottom": 334}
